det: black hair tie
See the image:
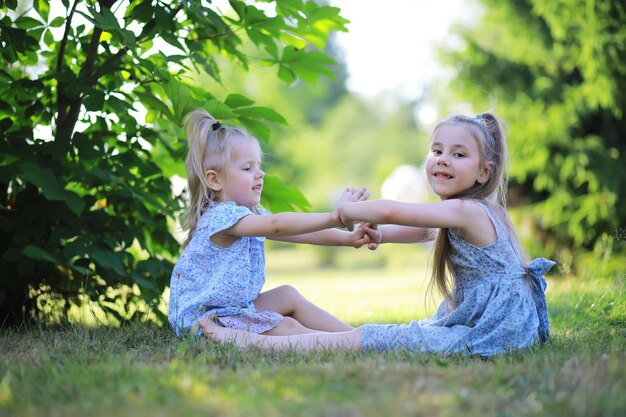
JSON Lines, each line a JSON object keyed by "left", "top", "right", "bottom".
{"left": 212, "top": 121, "right": 222, "bottom": 131}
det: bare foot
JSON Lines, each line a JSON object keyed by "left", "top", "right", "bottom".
{"left": 199, "top": 316, "right": 224, "bottom": 341}
{"left": 199, "top": 316, "right": 260, "bottom": 349}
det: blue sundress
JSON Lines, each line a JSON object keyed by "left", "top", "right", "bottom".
{"left": 361, "top": 201, "right": 555, "bottom": 357}
{"left": 168, "top": 202, "right": 283, "bottom": 336}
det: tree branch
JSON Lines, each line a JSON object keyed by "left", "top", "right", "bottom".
{"left": 55, "top": 0, "right": 117, "bottom": 154}
{"left": 56, "top": 0, "right": 79, "bottom": 73}
{"left": 90, "top": 47, "right": 128, "bottom": 81}
{"left": 55, "top": 0, "right": 79, "bottom": 128}
{"left": 81, "top": 27, "right": 103, "bottom": 80}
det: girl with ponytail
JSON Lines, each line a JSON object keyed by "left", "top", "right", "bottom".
{"left": 169, "top": 109, "right": 372, "bottom": 337}
{"left": 202, "top": 112, "right": 556, "bottom": 357}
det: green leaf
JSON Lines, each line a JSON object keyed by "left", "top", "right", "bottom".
{"left": 309, "top": 5, "right": 349, "bottom": 25}
{"left": 238, "top": 117, "right": 271, "bottom": 141}
{"left": 261, "top": 175, "right": 310, "bottom": 213}
{"left": 69, "top": 264, "right": 92, "bottom": 276}
{"left": 43, "top": 28, "right": 54, "bottom": 47}
{"left": 106, "top": 94, "right": 132, "bottom": 113}
{"left": 127, "top": 0, "right": 154, "bottom": 22}
{"left": 19, "top": 162, "right": 85, "bottom": 215}
{"left": 280, "top": 47, "right": 335, "bottom": 83}
{"left": 224, "top": 93, "right": 255, "bottom": 108}
{"left": 135, "top": 91, "right": 174, "bottom": 120}
{"left": 234, "top": 106, "right": 287, "bottom": 124}
{"left": 15, "top": 16, "right": 45, "bottom": 30}
{"left": 151, "top": 142, "right": 186, "bottom": 178}
{"left": 277, "top": 64, "right": 296, "bottom": 84}
{"left": 33, "top": 0, "right": 50, "bottom": 22}
{"left": 91, "top": 250, "right": 126, "bottom": 277}
{"left": 49, "top": 16, "right": 66, "bottom": 28}
{"left": 154, "top": 5, "right": 175, "bottom": 32}
{"left": 275, "top": 0, "right": 305, "bottom": 17}
{"left": 2, "top": 27, "right": 31, "bottom": 54}
{"left": 203, "top": 99, "right": 237, "bottom": 120}
{"left": 228, "top": 0, "right": 246, "bottom": 20}
{"left": 132, "top": 273, "right": 158, "bottom": 292}
{"left": 189, "top": 53, "right": 221, "bottom": 82}
{"left": 160, "top": 32, "right": 185, "bottom": 51}
{"left": 22, "top": 245, "right": 63, "bottom": 264}
{"left": 83, "top": 91, "right": 105, "bottom": 111}
{"left": 78, "top": 6, "right": 121, "bottom": 31}
{"left": 164, "top": 79, "right": 198, "bottom": 124}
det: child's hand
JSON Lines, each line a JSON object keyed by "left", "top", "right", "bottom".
{"left": 363, "top": 223, "right": 381, "bottom": 251}
{"left": 337, "top": 186, "right": 370, "bottom": 204}
{"left": 351, "top": 223, "right": 380, "bottom": 250}
{"left": 336, "top": 186, "right": 369, "bottom": 231}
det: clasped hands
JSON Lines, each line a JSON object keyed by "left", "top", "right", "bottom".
{"left": 336, "top": 186, "right": 380, "bottom": 251}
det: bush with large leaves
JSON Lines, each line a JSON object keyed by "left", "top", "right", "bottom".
{"left": 0, "top": 0, "right": 347, "bottom": 324}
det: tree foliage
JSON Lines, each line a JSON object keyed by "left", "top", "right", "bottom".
{"left": 0, "top": 0, "right": 348, "bottom": 324}
{"left": 438, "top": 0, "right": 625, "bottom": 260}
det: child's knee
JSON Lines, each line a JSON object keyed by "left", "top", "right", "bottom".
{"left": 276, "top": 284, "right": 303, "bottom": 300}
{"left": 280, "top": 316, "right": 301, "bottom": 330}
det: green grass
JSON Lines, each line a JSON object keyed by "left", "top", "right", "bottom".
{"left": 1, "top": 246, "right": 624, "bottom": 417}
{"left": 264, "top": 245, "right": 435, "bottom": 325}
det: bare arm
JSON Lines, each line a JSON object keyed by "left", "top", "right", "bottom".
{"left": 358, "top": 224, "right": 430, "bottom": 250}
{"left": 378, "top": 224, "right": 432, "bottom": 244}
{"left": 270, "top": 228, "right": 349, "bottom": 245}
{"left": 339, "top": 199, "right": 467, "bottom": 230}
{"left": 225, "top": 212, "right": 341, "bottom": 238}
{"left": 340, "top": 199, "right": 497, "bottom": 248}
{"left": 270, "top": 226, "right": 370, "bottom": 247}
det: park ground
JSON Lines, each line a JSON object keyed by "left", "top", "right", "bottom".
{"left": 0, "top": 245, "right": 624, "bottom": 417}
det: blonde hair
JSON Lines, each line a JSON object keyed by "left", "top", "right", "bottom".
{"left": 429, "top": 113, "right": 529, "bottom": 309}
{"left": 181, "top": 109, "right": 258, "bottom": 248}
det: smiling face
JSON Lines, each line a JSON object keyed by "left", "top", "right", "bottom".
{"left": 212, "top": 136, "right": 264, "bottom": 209}
{"left": 425, "top": 124, "right": 492, "bottom": 200}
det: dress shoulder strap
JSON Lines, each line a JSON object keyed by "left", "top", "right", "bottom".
{"left": 473, "top": 200, "right": 506, "bottom": 238}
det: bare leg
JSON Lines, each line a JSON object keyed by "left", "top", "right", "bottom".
{"left": 254, "top": 285, "right": 352, "bottom": 332}
{"left": 263, "top": 316, "right": 321, "bottom": 336}
{"left": 201, "top": 316, "right": 362, "bottom": 353}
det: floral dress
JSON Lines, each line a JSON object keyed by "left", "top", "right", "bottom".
{"left": 361, "top": 201, "right": 555, "bottom": 357}
{"left": 168, "top": 202, "right": 283, "bottom": 336}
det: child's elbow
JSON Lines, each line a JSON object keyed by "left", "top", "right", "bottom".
{"left": 377, "top": 204, "right": 396, "bottom": 224}
{"left": 266, "top": 215, "right": 285, "bottom": 236}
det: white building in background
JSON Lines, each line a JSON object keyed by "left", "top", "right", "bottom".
{"left": 381, "top": 164, "right": 429, "bottom": 203}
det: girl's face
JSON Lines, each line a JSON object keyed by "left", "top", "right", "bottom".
{"left": 217, "top": 137, "right": 264, "bottom": 208}
{"left": 425, "top": 124, "right": 491, "bottom": 200}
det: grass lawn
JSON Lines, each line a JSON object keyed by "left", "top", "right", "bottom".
{"left": 1, "top": 245, "right": 624, "bottom": 417}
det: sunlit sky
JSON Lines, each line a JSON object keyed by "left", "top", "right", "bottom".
{"left": 330, "top": 0, "right": 476, "bottom": 101}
